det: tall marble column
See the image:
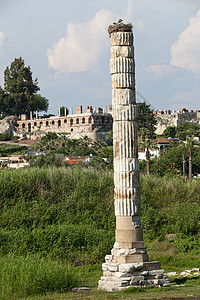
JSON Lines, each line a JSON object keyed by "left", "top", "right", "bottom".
{"left": 98, "top": 22, "right": 170, "bottom": 291}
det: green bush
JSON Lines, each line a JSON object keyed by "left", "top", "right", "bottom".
{"left": 0, "top": 133, "right": 11, "bottom": 141}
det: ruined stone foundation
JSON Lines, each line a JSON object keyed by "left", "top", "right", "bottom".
{"left": 98, "top": 25, "right": 170, "bottom": 291}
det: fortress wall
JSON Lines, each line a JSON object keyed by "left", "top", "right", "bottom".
{"left": 17, "top": 110, "right": 113, "bottom": 140}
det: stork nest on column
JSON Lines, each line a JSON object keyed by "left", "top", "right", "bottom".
{"left": 108, "top": 23, "right": 132, "bottom": 37}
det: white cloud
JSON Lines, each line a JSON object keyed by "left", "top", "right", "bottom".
{"left": 170, "top": 10, "right": 200, "bottom": 73}
{"left": 47, "top": 9, "right": 113, "bottom": 74}
{"left": 146, "top": 64, "right": 175, "bottom": 79}
{"left": 173, "top": 88, "right": 200, "bottom": 104}
{"left": 0, "top": 32, "right": 7, "bottom": 55}
{"left": 123, "top": 0, "right": 133, "bottom": 22}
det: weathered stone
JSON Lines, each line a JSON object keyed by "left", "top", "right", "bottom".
{"left": 0, "top": 116, "right": 17, "bottom": 135}
{"left": 105, "top": 255, "right": 113, "bottom": 262}
{"left": 166, "top": 272, "right": 177, "bottom": 276}
{"left": 111, "top": 32, "right": 133, "bottom": 46}
{"left": 180, "top": 271, "right": 192, "bottom": 277}
{"left": 112, "top": 73, "right": 135, "bottom": 88}
{"left": 191, "top": 268, "right": 200, "bottom": 272}
{"left": 112, "top": 89, "right": 135, "bottom": 106}
{"left": 102, "top": 263, "right": 108, "bottom": 271}
{"left": 111, "top": 46, "right": 134, "bottom": 58}
{"left": 110, "top": 58, "right": 135, "bottom": 74}
{"left": 107, "top": 265, "right": 118, "bottom": 272}
{"left": 148, "top": 270, "right": 164, "bottom": 276}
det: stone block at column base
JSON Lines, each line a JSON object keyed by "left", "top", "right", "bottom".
{"left": 98, "top": 244, "right": 171, "bottom": 291}
{"left": 118, "top": 253, "right": 149, "bottom": 263}
{"left": 119, "top": 241, "right": 145, "bottom": 249}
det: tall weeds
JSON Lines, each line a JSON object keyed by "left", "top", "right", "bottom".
{"left": 0, "top": 254, "right": 78, "bottom": 299}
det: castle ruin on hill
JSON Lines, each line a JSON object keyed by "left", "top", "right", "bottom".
{"left": 16, "top": 105, "right": 113, "bottom": 140}
{"left": 155, "top": 108, "right": 200, "bottom": 135}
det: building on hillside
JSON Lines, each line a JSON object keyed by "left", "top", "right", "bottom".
{"left": 0, "top": 155, "right": 29, "bottom": 169}
{"left": 64, "top": 155, "right": 95, "bottom": 165}
{"left": 138, "top": 137, "right": 180, "bottom": 161}
{"left": 152, "top": 137, "right": 180, "bottom": 151}
{"left": 16, "top": 105, "right": 113, "bottom": 141}
{"left": 154, "top": 108, "right": 200, "bottom": 135}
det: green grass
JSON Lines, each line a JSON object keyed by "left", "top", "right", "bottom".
{"left": 0, "top": 168, "right": 200, "bottom": 298}
{"left": 0, "top": 254, "right": 78, "bottom": 300}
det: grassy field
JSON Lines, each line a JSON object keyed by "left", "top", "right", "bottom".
{"left": 26, "top": 261, "right": 200, "bottom": 299}
{"left": 0, "top": 167, "right": 200, "bottom": 299}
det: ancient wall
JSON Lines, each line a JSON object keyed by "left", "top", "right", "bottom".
{"left": 155, "top": 109, "right": 200, "bottom": 135}
{"left": 17, "top": 105, "right": 113, "bottom": 140}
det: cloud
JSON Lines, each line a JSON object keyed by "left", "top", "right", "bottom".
{"left": 123, "top": 0, "right": 133, "bottom": 22}
{"left": 173, "top": 88, "right": 200, "bottom": 104}
{"left": 146, "top": 64, "right": 175, "bottom": 79}
{"left": 47, "top": 9, "right": 113, "bottom": 74}
{"left": 170, "top": 10, "right": 200, "bottom": 73}
{"left": 0, "top": 32, "right": 7, "bottom": 56}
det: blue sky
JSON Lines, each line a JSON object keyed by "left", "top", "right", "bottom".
{"left": 0, "top": 0, "right": 200, "bottom": 114}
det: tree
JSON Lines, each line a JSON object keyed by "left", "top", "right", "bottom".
{"left": 59, "top": 106, "right": 69, "bottom": 116}
{"left": 0, "top": 86, "right": 15, "bottom": 116}
{"left": 31, "top": 94, "right": 49, "bottom": 114}
{"left": 184, "top": 136, "right": 200, "bottom": 180}
{"left": 163, "top": 126, "right": 177, "bottom": 138}
{"left": 176, "top": 123, "right": 199, "bottom": 140}
{"left": 139, "top": 139, "right": 158, "bottom": 175}
{"left": 29, "top": 151, "right": 66, "bottom": 168}
{"left": 137, "top": 102, "right": 157, "bottom": 139}
{"left": 3, "top": 57, "right": 49, "bottom": 116}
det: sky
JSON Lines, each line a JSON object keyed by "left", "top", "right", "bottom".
{"left": 0, "top": 0, "right": 200, "bottom": 114}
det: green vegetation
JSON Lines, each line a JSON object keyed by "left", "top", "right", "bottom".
{"left": 0, "top": 167, "right": 200, "bottom": 298}
{"left": 137, "top": 101, "right": 157, "bottom": 139}
{"left": 162, "top": 123, "right": 200, "bottom": 140}
{"left": 29, "top": 151, "right": 66, "bottom": 168}
{"left": 0, "top": 133, "right": 12, "bottom": 141}
{"left": 0, "top": 57, "right": 49, "bottom": 117}
{"left": 0, "top": 167, "right": 115, "bottom": 263}
{"left": 0, "top": 144, "right": 28, "bottom": 156}
{"left": 140, "top": 140, "right": 200, "bottom": 177}
{"left": 0, "top": 254, "right": 78, "bottom": 300}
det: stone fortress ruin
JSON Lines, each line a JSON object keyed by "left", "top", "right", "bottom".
{"left": 16, "top": 105, "right": 113, "bottom": 140}
{"left": 155, "top": 108, "right": 200, "bottom": 135}
{"left": 98, "top": 21, "right": 170, "bottom": 291}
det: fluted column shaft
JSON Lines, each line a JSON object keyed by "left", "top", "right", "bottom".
{"left": 111, "top": 32, "right": 143, "bottom": 249}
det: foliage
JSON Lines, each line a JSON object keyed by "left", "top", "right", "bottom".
{"left": 176, "top": 123, "right": 200, "bottom": 140}
{"left": 140, "top": 174, "right": 200, "bottom": 251}
{"left": 0, "top": 87, "right": 15, "bottom": 116}
{"left": 33, "top": 133, "right": 113, "bottom": 168}
{"left": 1, "top": 168, "right": 200, "bottom": 298}
{"left": 29, "top": 151, "right": 66, "bottom": 168}
{"left": 148, "top": 141, "right": 200, "bottom": 177}
{"left": 0, "top": 167, "right": 115, "bottom": 264}
{"left": 163, "top": 126, "right": 177, "bottom": 138}
{"left": 59, "top": 106, "right": 69, "bottom": 116}
{"left": 0, "top": 254, "right": 78, "bottom": 299}
{"left": 0, "top": 133, "right": 12, "bottom": 141}
{"left": 31, "top": 94, "right": 49, "bottom": 113}
{"left": 0, "top": 167, "right": 200, "bottom": 264}
{"left": 1, "top": 57, "right": 49, "bottom": 116}
{"left": 0, "top": 145, "right": 28, "bottom": 156}
{"left": 137, "top": 102, "right": 157, "bottom": 138}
